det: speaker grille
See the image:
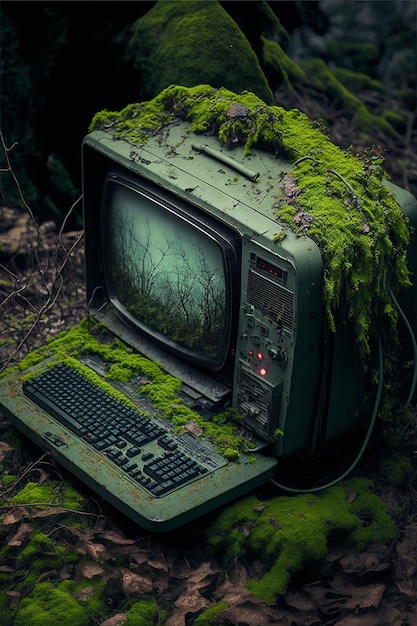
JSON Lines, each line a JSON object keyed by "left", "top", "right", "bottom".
{"left": 247, "top": 269, "right": 295, "bottom": 330}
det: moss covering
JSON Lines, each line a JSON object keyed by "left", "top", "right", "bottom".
{"left": 7, "top": 318, "right": 253, "bottom": 461}
{"left": 193, "top": 601, "right": 228, "bottom": 625}
{"left": 206, "top": 477, "right": 397, "bottom": 601}
{"left": 300, "top": 58, "right": 398, "bottom": 138}
{"left": 383, "top": 454, "right": 413, "bottom": 486}
{"left": 1, "top": 473, "right": 16, "bottom": 487}
{"left": 13, "top": 580, "right": 106, "bottom": 626}
{"left": 127, "top": 0, "right": 273, "bottom": 103}
{"left": 10, "top": 480, "right": 85, "bottom": 510}
{"left": 89, "top": 83, "right": 411, "bottom": 360}
{"left": 15, "top": 531, "right": 79, "bottom": 578}
{"left": 124, "top": 598, "right": 169, "bottom": 625}
{"left": 323, "top": 39, "right": 380, "bottom": 75}
{"left": 331, "top": 67, "right": 384, "bottom": 94}
{"left": 262, "top": 36, "right": 306, "bottom": 92}
{"left": 0, "top": 481, "right": 86, "bottom": 589}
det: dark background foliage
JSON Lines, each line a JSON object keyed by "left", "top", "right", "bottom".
{"left": 1, "top": 0, "right": 415, "bottom": 227}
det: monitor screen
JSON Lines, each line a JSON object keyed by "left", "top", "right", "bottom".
{"left": 102, "top": 174, "right": 241, "bottom": 370}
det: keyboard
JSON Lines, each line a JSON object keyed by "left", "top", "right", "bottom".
{"left": 22, "top": 362, "right": 227, "bottom": 497}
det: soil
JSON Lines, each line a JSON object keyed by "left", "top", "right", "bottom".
{"left": 1, "top": 106, "right": 417, "bottom": 624}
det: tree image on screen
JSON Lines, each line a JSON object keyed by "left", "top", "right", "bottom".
{"left": 107, "top": 186, "right": 227, "bottom": 359}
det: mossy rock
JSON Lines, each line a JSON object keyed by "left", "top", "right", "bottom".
{"left": 323, "top": 40, "right": 380, "bottom": 74}
{"left": 206, "top": 477, "right": 397, "bottom": 601}
{"left": 127, "top": 0, "right": 274, "bottom": 104}
{"left": 300, "top": 58, "right": 398, "bottom": 138}
{"left": 331, "top": 67, "right": 385, "bottom": 94}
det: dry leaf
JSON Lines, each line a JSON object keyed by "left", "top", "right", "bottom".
{"left": 99, "top": 614, "right": 127, "bottom": 626}
{"left": 77, "top": 541, "right": 110, "bottom": 563}
{"left": 187, "top": 561, "right": 220, "bottom": 585}
{"left": 217, "top": 604, "right": 271, "bottom": 626}
{"left": 5, "top": 590, "right": 21, "bottom": 609}
{"left": 34, "top": 468, "right": 50, "bottom": 485}
{"left": 116, "top": 546, "right": 150, "bottom": 565}
{"left": 7, "top": 522, "right": 34, "bottom": 547}
{"left": 2, "top": 506, "right": 30, "bottom": 527}
{"left": 120, "top": 568, "right": 153, "bottom": 595}
{"left": 165, "top": 593, "right": 211, "bottom": 626}
{"left": 0, "top": 440, "right": 13, "bottom": 461}
{"left": 74, "top": 586, "right": 95, "bottom": 601}
{"left": 343, "top": 583, "right": 385, "bottom": 610}
{"left": 78, "top": 562, "right": 106, "bottom": 579}
{"left": 102, "top": 529, "right": 135, "bottom": 545}
{"left": 339, "top": 547, "right": 390, "bottom": 576}
{"left": 32, "top": 506, "right": 70, "bottom": 518}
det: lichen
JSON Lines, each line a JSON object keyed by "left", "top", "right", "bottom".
{"left": 206, "top": 477, "right": 397, "bottom": 601}
{"left": 89, "top": 84, "right": 411, "bottom": 360}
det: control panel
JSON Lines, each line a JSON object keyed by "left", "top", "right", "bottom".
{"left": 233, "top": 250, "right": 295, "bottom": 439}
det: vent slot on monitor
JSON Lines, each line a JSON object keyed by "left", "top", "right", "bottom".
{"left": 247, "top": 269, "right": 295, "bottom": 330}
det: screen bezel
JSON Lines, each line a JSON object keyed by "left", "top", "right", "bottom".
{"left": 100, "top": 171, "right": 242, "bottom": 372}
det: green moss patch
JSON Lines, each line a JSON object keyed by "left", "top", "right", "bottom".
{"left": 124, "top": 599, "right": 169, "bottom": 625}
{"left": 193, "top": 601, "right": 229, "bottom": 625}
{"left": 262, "top": 37, "right": 306, "bottom": 91}
{"left": 89, "top": 84, "right": 410, "bottom": 360}
{"left": 11, "top": 319, "right": 252, "bottom": 461}
{"left": 13, "top": 580, "right": 106, "bottom": 626}
{"left": 206, "top": 477, "right": 397, "bottom": 601}
{"left": 300, "top": 58, "right": 397, "bottom": 137}
{"left": 10, "top": 480, "right": 85, "bottom": 511}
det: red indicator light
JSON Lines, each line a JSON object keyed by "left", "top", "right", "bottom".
{"left": 256, "top": 352, "right": 263, "bottom": 361}
{"left": 248, "top": 349, "right": 254, "bottom": 356}
{"left": 259, "top": 367, "right": 267, "bottom": 377}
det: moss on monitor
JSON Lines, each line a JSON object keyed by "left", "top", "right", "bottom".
{"left": 13, "top": 319, "right": 252, "bottom": 461}
{"left": 89, "top": 84, "right": 411, "bottom": 359}
{"left": 206, "top": 476, "right": 397, "bottom": 601}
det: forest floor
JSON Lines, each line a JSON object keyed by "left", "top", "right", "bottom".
{"left": 1, "top": 91, "right": 417, "bottom": 625}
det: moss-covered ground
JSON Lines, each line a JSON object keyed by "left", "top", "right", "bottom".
{"left": 0, "top": 428, "right": 412, "bottom": 624}
{"left": 206, "top": 476, "right": 397, "bottom": 601}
